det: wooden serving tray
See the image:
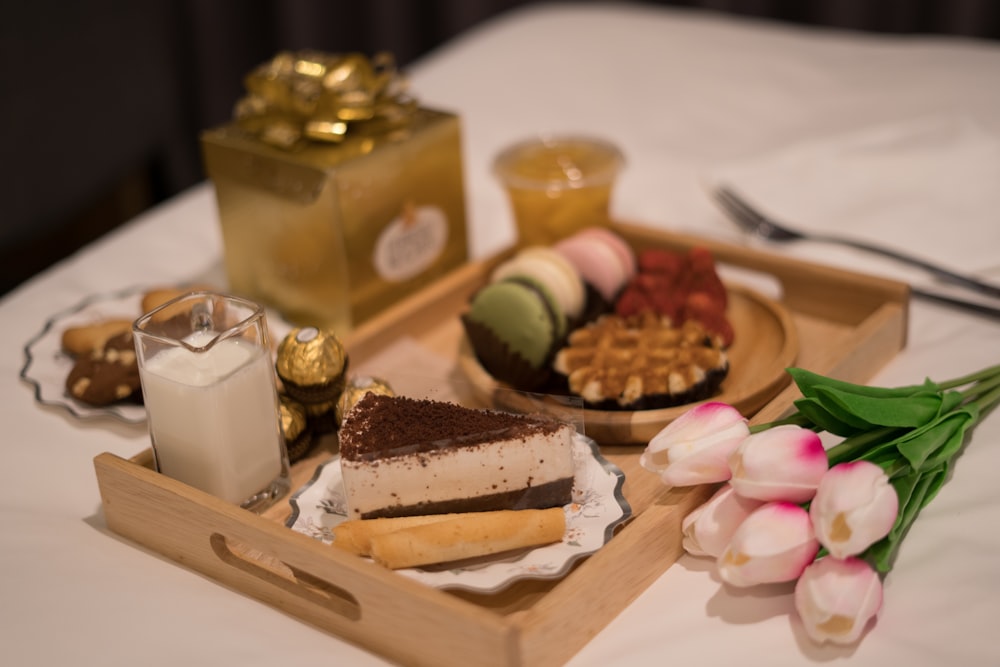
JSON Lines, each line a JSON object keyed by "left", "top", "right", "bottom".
{"left": 94, "top": 222, "right": 910, "bottom": 667}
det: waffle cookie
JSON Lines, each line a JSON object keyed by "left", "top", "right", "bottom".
{"left": 552, "top": 312, "right": 729, "bottom": 410}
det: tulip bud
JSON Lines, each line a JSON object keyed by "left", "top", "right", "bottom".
{"left": 641, "top": 402, "right": 750, "bottom": 487}
{"left": 728, "top": 425, "right": 828, "bottom": 503}
{"left": 794, "top": 556, "right": 883, "bottom": 645}
{"left": 810, "top": 461, "right": 898, "bottom": 559}
{"left": 682, "top": 484, "right": 765, "bottom": 558}
{"left": 717, "top": 502, "right": 819, "bottom": 587}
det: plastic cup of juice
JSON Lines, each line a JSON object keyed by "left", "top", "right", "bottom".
{"left": 493, "top": 135, "right": 625, "bottom": 247}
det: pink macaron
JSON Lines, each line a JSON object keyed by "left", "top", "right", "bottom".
{"left": 553, "top": 227, "right": 637, "bottom": 302}
{"left": 574, "top": 227, "right": 637, "bottom": 277}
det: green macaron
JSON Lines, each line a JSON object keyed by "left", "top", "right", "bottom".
{"left": 462, "top": 276, "right": 566, "bottom": 388}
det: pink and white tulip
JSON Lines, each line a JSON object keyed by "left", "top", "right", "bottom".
{"left": 794, "top": 556, "right": 883, "bottom": 645}
{"left": 728, "top": 425, "right": 828, "bottom": 503}
{"left": 682, "top": 484, "right": 765, "bottom": 558}
{"left": 810, "top": 461, "right": 898, "bottom": 559}
{"left": 641, "top": 402, "right": 750, "bottom": 487}
{"left": 717, "top": 502, "right": 820, "bottom": 587}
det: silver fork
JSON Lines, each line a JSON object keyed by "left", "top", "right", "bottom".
{"left": 713, "top": 185, "right": 1000, "bottom": 299}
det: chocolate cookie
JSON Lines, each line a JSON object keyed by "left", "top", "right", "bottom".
{"left": 65, "top": 332, "right": 143, "bottom": 406}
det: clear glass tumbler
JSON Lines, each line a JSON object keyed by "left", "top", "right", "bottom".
{"left": 132, "top": 291, "right": 290, "bottom": 511}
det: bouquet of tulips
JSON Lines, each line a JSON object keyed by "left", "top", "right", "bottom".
{"left": 641, "top": 363, "right": 1000, "bottom": 645}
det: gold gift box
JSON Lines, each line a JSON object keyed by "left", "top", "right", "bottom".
{"left": 201, "top": 53, "right": 468, "bottom": 334}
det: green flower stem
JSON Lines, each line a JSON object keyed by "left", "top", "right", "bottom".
{"left": 937, "top": 363, "right": 1000, "bottom": 391}
{"left": 824, "top": 426, "right": 906, "bottom": 467}
{"left": 959, "top": 372, "right": 1000, "bottom": 408}
{"left": 748, "top": 412, "right": 813, "bottom": 433}
{"left": 969, "top": 382, "right": 1000, "bottom": 422}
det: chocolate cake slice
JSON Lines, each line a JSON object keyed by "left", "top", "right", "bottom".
{"left": 339, "top": 394, "right": 576, "bottom": 520}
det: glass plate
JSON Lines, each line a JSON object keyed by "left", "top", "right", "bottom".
{"left": 286, "top": 432, "right": 632, "bottom": 594}
{"left": 20, "top": 286, "right": 292, "bottom": 425}
{"left": 21, "top": 286, "right": 150, "bottom": 424}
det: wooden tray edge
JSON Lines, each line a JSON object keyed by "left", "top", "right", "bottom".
{"left": 92, "top": 222, "right": 911, "bottom": 667}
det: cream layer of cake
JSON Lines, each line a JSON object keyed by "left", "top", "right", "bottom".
{"left": 339, "top": 394, "right": 576, "bottom": 520}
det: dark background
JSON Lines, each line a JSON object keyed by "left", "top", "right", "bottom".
{"left": 3, "top": 0, "right": 997, "bottom": 296}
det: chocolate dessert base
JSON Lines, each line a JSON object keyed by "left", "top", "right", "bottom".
{"left": 285, "top": 429, "right": 317, "bottom": 463}
{"left": 358, "top": 477, "right": 574, "bottom": 520}
{"left": 577, "top": 282, "right": 615, "bottom": 325}
{"left": 279, "top": 371, "right": 348, "bottom": 406}
{"left": 460, "top": 315, "right": 554, "bottom": 390}
{"left": 577, "top": 363, "right": 729, "bottom": 411}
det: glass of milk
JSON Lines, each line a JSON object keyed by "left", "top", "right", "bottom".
{"left": 132, "top": 291, "right": 290, "bottom": 512}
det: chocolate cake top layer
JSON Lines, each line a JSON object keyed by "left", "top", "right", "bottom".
{"left": 339, "top": 393, "right": 566, "bottom": 462}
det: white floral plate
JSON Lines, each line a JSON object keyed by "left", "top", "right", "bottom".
{"left": 20, "top": 286, "right": 150, "bottom": 424}
{"left": 20, "top": 286, "right": 292, "bottom": 424}
{"left": 286, "top": 432, "right": 631, "bottom": 594}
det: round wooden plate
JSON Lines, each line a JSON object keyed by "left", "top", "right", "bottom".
{"left": 456, "top": 284, "right": 799, "bottom": 446}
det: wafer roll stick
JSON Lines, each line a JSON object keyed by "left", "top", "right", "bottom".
{"left": 332, "top": 513, "right": 465, "bottom": 555}
{"left": 368, "top": 508, "right": 566, "bottom": 570}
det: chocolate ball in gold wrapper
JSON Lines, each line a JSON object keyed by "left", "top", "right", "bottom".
{"left": 335, "top": 376, "right": 395, "bottom": 426}
{"left": 304, "top": 398, "right": 339, "bottom": 436}
{"left": 279, "top": 394, "right": 316, "bottom": 463}
{"left": 275, "top": 326, "right": 349, "bottom": 404}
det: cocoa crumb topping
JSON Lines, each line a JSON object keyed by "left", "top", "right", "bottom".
{"left": 339, "top": 394, "right": 564, "bottom": 462}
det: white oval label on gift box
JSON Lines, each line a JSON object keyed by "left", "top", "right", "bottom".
{"left": 373, "top": 202, "right": 448, "bottom": 282}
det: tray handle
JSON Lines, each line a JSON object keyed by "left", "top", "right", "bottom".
{"left": 95, "top": 451, "right": 518, "bottom": 667}
{"left": 208, "top": 531, "right": 361, "bottom": 620}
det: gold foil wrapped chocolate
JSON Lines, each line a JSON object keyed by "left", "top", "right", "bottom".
{"left": 304, "top": 398, "right": 339, "bottom": 436}
{"left": 336, "top": 376, "right": 395, "bottom": 426}
{"left": 275, "top": 326, "right": 349, "bottom": 403}
{"left": 279, "top": 394, "right": 315, "bottom": 462}
{"left": 235, "top": 51, "right": 417, "bottom": 149}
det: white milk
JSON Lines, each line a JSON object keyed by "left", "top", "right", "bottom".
{"left": 141, "top": 331, "right": 284, "bottom": 505}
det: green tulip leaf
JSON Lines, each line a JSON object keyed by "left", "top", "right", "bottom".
{"left": 858, "top": 442, "right": 908, "bottom": 468}
{"left": 792, "top": 397, "right": 865, "bottom": 436}
{"left": 825, "top": 427, "right": 908, "bottom": 467}
{"left": 916, "top": 464, "right": 949, "bottom": 511}
{"left": 894, "top": 409, "right": 976, "bottom": 471}
{"left": 866, "top": 465, "right": 948, "bottom": 573}
{"left": 939, "top": 390, "right": 964, "bottom": 415}
{"left": 812, "top": 386, "right": 942, "bottom": 428}
{"left": 890, "top": 465, "right": 948, "bottom": 542}
{"left": 788, "top": 368, "right": 938, "bottom": 400}
{"left": 795, "top": 396, "right": 872, "bottom": 435}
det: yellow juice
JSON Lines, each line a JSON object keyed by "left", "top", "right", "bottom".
{"left": 494, "top": 136, "right": 624, "bottom": 247}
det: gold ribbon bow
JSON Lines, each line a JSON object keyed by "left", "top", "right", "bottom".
{"left": 234, "top": 51, "right": 417, "bottom": 149}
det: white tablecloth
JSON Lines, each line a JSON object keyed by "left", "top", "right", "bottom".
{"left": 4, "top": 4, "right": 999, "bottom": 665}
